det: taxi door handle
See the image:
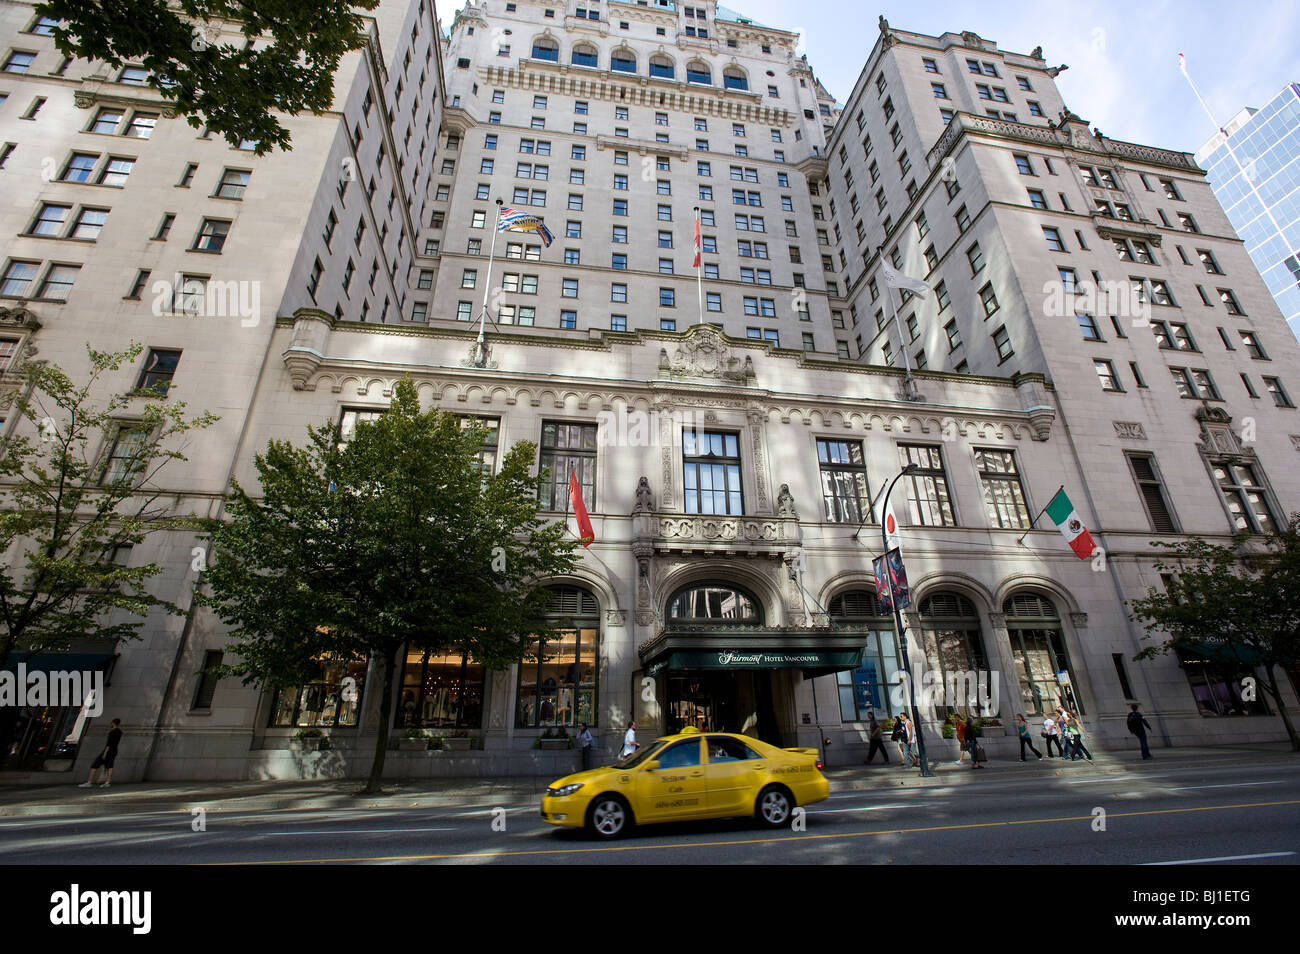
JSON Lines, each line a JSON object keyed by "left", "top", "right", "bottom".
{"left": 690, "top": 771, "right": 703, "bottom": 777}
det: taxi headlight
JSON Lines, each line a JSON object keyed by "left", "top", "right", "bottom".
{"left": 547, "top": 783, "right": 584, "bottom": 797}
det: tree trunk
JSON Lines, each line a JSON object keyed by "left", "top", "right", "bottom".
{"left": 1264, "top": 664, "right": 1300, "bottom": 752}
{"left": 359, "top": 643, "right": 399, "bottom": 794}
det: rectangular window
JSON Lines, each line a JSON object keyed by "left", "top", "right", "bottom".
{"left": 1263, "top": 376, "right": 1294, "bottom": 407}
{"left": 898, "top": 444, "right": 956, "bottom": 526}
{"left": 136, "top": 347, "right": 182, "bottom": 396}
{"left": 1095, "top": 359, "right": 1122, "bottom": 392}
{"left": 1128, "top": 453, "right": 1178, "bottom": 532}
{"left": 975, "top": 449, "right": 1031, "bottom": 529}
{"left": 1043, "top": 227, "right": 1066, "bottom": 251}
{"left": 683, "top": 431, "right": 743, "bottom": 515}
{"left": 816, "top": 439, "right": 870, "bottom": 523}
{"left": 539, "top": 422, "right": 597, "bottom": 512}
{"left": 1214, "top": 461, "right": 1278, "bottom": 534}
{"left": 36, "top": 264, "right": 80, "bottom": 300}
{"left": 100, "top": 425, "right": 147, "bottom": 485}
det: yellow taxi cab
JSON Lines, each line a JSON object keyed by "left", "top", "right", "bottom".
{"left": 540, "top": 727, "right": 829, "bottom": 838}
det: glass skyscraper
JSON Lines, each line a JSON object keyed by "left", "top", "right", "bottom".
{"left": 1196, "top": 84, "right": 1300, "bottom": 341}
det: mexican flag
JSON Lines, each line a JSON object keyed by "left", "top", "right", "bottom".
{"left": 1044, "top": 488, "right": 1095, "bottom": 559}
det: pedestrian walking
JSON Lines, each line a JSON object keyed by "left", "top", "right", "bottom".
{"left": 1064, "top": 711, "right": 1092, "bottom": 762}
{"left": 79, "top": 718, "right": 122, "bottom": 788}
{"left": 1016, "top": 713, "right": 1043, "bottom": 761}
{"left": 953, "top": 713, "right": 968, "bottom": 764}
{"left": 577, "top": 722, "right": 595, "bottom": 771}
{"left": 966, "top": 715, "right": 983, "bottom": 769}
{"left": 1127, "top": 703, "right": 1154, "bottom": 760}
{"left": 1042, "top": 713, "right": 1063, "bottom": 758}
{"left": 619, "top": 720, "right": 639, "bottom": 758}
{"left": 890, "top": 714, "right": 907, "bottom": 765}
{"left": 865, "top": 711, "right": 889, "bottom": 764}
{"left": 1055, "top": 708, "right": 1074, "bottom": 760}
{"left": 898, "top": 712, "right": 920, "bottom": 767}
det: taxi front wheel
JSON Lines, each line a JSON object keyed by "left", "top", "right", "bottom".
{"left": 587, "top": 794, "right": 632, "bottom": 839}
{"left": 755, "top": 785, "right": 793, "bottom": 828}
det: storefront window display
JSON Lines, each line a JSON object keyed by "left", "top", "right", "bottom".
{"left": 269, "top": 657, "right": 367, "bottom": 727}
{"left": 397, "top": 649, "right": 484, "bottom": 728}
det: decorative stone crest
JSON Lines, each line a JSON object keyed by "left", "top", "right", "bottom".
{"left": 659, "top": 326, "right": 755, "bottom": 383}
{"left": 1112, "top": 421, "right": 1147, "bottom": 440}
{"left": 1290, "top": 435, "right": 1300, "bottom": 452}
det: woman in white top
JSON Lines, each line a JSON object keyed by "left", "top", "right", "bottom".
{"left": 619, "top": 721, "right": 639, "bottom": 758}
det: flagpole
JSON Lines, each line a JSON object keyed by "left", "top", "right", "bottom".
{"left": 877, "top": 247, "right": 914, "bottom": 391}
{"left": 1179, "top": 55, "right": 1300, "bottom": 284}
{"left": 476, "top": 198, "right": 504, "bottom": 368}
{"left": 693, "top": 206, "right": 704, "bottom": 326}
{"left": 1016, "top": 483, "right": 1064, "bottom": 546}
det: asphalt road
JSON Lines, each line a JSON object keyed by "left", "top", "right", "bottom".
{"left": 2, "top": 759, "right": 1297, "bottom": 866}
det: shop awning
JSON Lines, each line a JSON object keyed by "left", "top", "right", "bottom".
{"left": 639, "top": 625, "right": 869, "bottom": 678}
{"left": 1175, "top": 640, "right": 1263, "bottom": 665}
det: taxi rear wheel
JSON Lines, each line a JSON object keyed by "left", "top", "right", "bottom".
{"left": 755, "top": 785, "right": 793, "bottom": 828}
{"left": 587, "top": 794, "right": 632, "bottom": 839}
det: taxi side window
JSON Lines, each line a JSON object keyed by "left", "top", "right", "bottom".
{"left": 656, "top": 740, "right": 702, "bottom": 769}
{"left": 707, "top": 736, "right": 761, "bottom": 762}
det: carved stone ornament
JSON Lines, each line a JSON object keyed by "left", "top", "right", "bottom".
{"left": 633, "top": 476, "right": 654, "bottom": 513}
{"left": 1069, "top": 612, "right": 1088, "bottom": 629}
{"left": 1112, "top": 421, "right": 1147, "bottom": 440}
{"left": 662, "top": 326, "right": 755, "bottom": 383}
{"left": 658, "top": 517, "right": 783, "bottom": 542}
{"left": 1196, "top": 405, "right": 1243, "bottom": 456}
{"left": 0, "top": 306, "right": 40, "bottom": 330}
{"left": 1290, "top": 435, "right": 1300, "bottom": 452}
{"left": 776, "top": 483, "right": 798, "bottom": 518}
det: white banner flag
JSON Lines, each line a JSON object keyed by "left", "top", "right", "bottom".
{"left": 881, "top": 263, "right": 930, "bottom": 296}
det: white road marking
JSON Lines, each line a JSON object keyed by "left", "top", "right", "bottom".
{"left": 1142, "top": 851, "right": 1295, "bottom": 865}
{"left": 809, "top": 804, "right": 918, "bottom": 814}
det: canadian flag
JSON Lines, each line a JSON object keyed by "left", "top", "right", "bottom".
{"left": 569, "top": 468, "right": 594, "bottom": 547}
{"left": 692, "top": 211, "right": 701, "bottom": 268}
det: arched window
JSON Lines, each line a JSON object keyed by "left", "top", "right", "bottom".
{"left": 918, "top": 592, "right": 988, "bottom": 717}
{"left": 517, "top": 585, "right": 599, "bottom": 728}
{"left": 667, "top": 582, "right": 761, "bottom": 623}
{"left": 649, "top": 54, "right": 675, "bottom": 79}
{"left": 723, "top": 66, "right": 749, "bottom": 91}
{"left": 686, "top": 60, "right": 712, "bottom": 85}
{"left": 1003, "top": 593, "right": 1083, "bottom": 716}
{"left": 829, "top": 591, "right": 903, "bottom": 720}
{"left": 571, "top": 42, "right": 598, "bottom": 68}
{"left": 531, "top": 36, "right": 559, "bottom": 62}
{"left": 610, "top": 49, "right": 636, "bottom": 73}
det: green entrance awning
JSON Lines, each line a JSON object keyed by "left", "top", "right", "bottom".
{"left": 640, "top": 625, "right": 869, "bottom": 678}
{"left": 1176, "top": 641, "right": 1263, "bottom": 665}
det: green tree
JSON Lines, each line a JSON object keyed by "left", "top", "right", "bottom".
{"left": 198, "top": 378, "right": 579, "bottom": 793}
{"left": 0, "top": 343, "right": 219, "bottom": 670}
{"left": 37, "top": 0, "right": 380, "bottom": 155}
{"left": 1129, "top": 518, "right": 1300, "bottom": 752}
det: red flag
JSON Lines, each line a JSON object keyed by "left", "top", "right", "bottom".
{"left": 569, "top": 468, "right": 594, "bottom": 547}
{"left": 692, "top": 212, "right": 701, "bottom": 268}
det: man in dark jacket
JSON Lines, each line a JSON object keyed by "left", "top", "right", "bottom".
{"left": 1127, "top": 703, "right": 1154, "bottom": 760}
{"left": 966, "top": 716, "right": 983, "bottom": 769}
{"left": 865, "top": 712, "right": 889, "bottom": 764}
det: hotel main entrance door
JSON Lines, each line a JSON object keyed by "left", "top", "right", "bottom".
{"left": 666, "top": 670, "right": 780, "bottom": 743}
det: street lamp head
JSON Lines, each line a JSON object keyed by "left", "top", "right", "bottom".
{"left": 901, "top": 462, "right": 919, "bottom": 475}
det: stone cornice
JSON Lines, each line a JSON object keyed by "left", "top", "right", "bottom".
{"left": 73, "top": 75, "right": 178, "bottom": 116}
{"left": 928, "top": 112, "right": 1199, "bottom": 175}
{"left": 276, "top": 312, "right": 1048, "bottom": 441}
{"left": 481, "top": 62, "right": 781, "bottom": 123}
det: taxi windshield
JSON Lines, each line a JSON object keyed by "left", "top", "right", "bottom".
{"left": 613, "top": 739, "right": 669, "bottom": 770}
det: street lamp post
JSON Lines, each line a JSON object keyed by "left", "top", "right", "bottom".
{"left": 879, "top": 463, "right": 934, "bottom": 777}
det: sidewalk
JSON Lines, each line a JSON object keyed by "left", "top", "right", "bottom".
{"left": 0, "top": 743, "right": 1292, "bottom": 818}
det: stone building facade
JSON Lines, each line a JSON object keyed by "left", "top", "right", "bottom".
{"left": 1, "top": 1, "right": 1297, "bottom": 781}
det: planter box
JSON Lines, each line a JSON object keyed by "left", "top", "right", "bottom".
{"left": 538, "top": 739, "right": 572, "bottom": 751}
{"left": 398, "top": 739, "right": 429, "bottom": 752}
{"left": 443, "top": 737, "right": 472, "bottom": 751}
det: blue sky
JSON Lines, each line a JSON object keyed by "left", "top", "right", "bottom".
{"left": 728, "top": 0, "right": 1299, "bottom": 156}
